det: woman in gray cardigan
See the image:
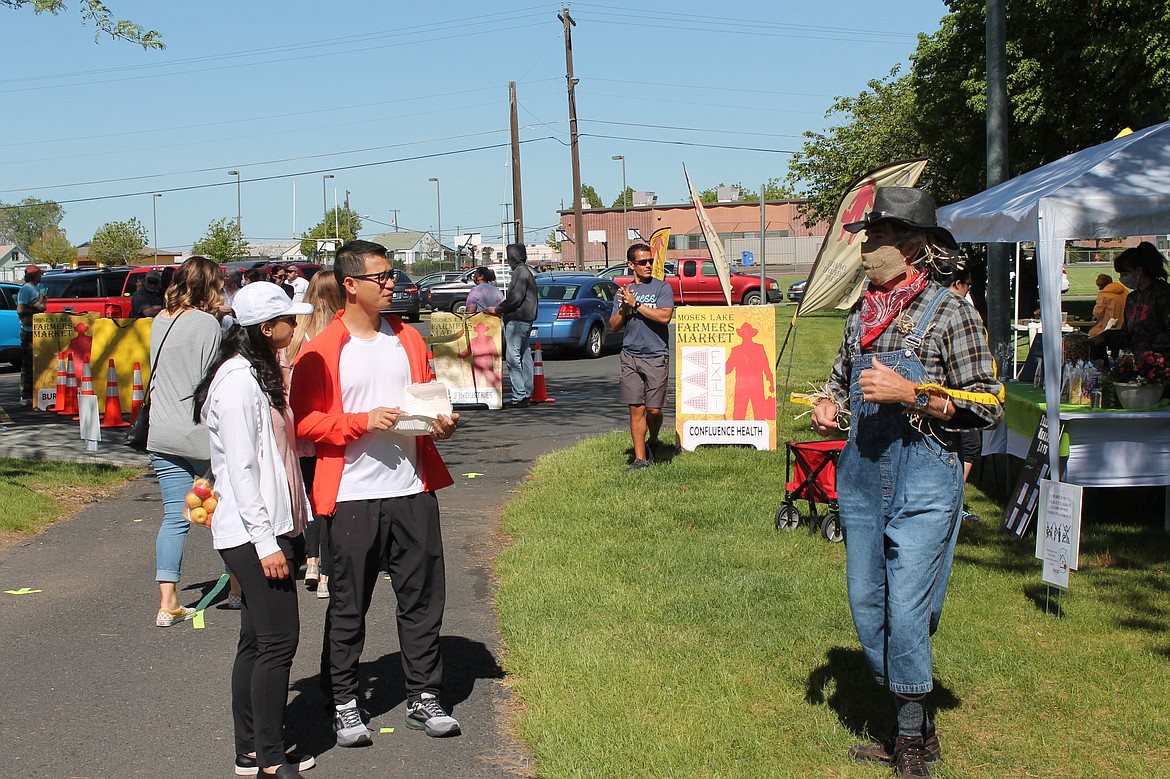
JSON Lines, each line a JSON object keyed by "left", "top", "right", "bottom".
{"left": 149, "top": 256, "right": 224, "bottom": 627}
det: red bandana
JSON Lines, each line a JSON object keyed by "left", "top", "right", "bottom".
{"left": 859, "top": 271, "right": 929, "bottom": 349}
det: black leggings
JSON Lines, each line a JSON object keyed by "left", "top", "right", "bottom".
{"left": 299, "top": 457, "right": 332, "bottom": 576}
{"left": 219, "top": 535, "right": 301, "bottom": 769}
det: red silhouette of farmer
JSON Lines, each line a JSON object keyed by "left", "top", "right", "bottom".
{"left": 838, "top": 180, "right": 877, "bottom": 245}
{"left": 63, "top": 321, "right": 94, "bottom": 383}
{"left": 456, "top": 321, "right": 502, "bottom": 394}
{"left": 725, "top": 321, "right": 775, "bottom": 420}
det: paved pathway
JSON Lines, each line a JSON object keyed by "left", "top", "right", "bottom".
{"left": 0, "top": 349, "right": 661, "bottom": 779}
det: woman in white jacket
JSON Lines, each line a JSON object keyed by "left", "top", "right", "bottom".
{"left": 194, "top": 282, "right": 315, "bottom": 779}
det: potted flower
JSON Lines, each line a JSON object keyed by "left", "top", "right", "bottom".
{"left": 1109, "top": 351, "right": 1168, "bottom": 408}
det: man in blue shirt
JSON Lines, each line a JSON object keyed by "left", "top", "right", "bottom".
{"left": 609, "top": 243, "right": 674, "bottom": 470}
{"left": 16, "top": 264, "right": 47, "bottom": 406}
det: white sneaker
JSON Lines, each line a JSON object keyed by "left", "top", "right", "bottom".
{"left": 155, "top": 606, "right": 196, "bottom": 627}
{"left": 405, "top": 692, "right": 460, "bottom": 737}
{"left": 316, "top": 575, "right": 329, "bottom": 600}
{"left": 333, "top": 699, "right": 372, "bottom": 747}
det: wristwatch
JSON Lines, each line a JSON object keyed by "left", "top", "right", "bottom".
{"left": 914, "top": 391, "right": 931, "bottom": 411}
{"left": 632, "top": 300, "right": 642, "bottom": 311}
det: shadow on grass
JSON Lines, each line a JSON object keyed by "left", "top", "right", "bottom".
{"left": 805, "top": 646, "right": 960, "bottom": 738}
{"left": 285, "top": 634, "right": 504, "bottom": 758}
{"left": 0, "top": 459, "right": 124, "bottom": 480}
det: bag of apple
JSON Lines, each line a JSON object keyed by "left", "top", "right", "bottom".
{"left": 184, "top": 477, "right": 219, "bottom": 527}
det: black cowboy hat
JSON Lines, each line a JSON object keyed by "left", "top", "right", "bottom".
{"left": 843, "top": 186, "right": 959, "bottom": 250}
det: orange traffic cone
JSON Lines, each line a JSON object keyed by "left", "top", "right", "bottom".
{"left": 52, "top": 352, "right": 67, "bottom": 413}
{"left": 101, "top": 359, "right": 130, "bottom": 428}
{"left": 130, "top": 362, "right": 145, "bottom": 423}
{"left": 73, "top": 362, "right": 94, "bottom": 421}
{"left": 59, "top": 355, "right": 78, "bottom": 416}
{"left": 530, "top": 342, "right": 555, "bottom": 403}
{"left": 427, "top": 348, "right": 436, "bottom": 379}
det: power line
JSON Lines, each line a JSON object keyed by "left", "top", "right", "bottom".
{"left": 579, "top": 132, "right": 796, "bottom": 154}
{"left": 583, "top": 118, "right": 804, "bottom": 140}
{"left": 1, "top": 137, "right": 561, "bottom": 209}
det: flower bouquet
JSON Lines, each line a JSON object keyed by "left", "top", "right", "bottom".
{"left": 1108, "top": 351, "right": 1168, "bottom": 408}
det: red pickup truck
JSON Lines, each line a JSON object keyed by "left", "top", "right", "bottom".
{"left": 42, "top": 265, "right": 176, "bottom": 318}
{"left": 613, "top": 257, "right": 782, "bottom": 305}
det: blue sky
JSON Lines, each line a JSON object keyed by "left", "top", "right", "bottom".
{"left": 1, "top": 0, "right": 949, "bottom": 253}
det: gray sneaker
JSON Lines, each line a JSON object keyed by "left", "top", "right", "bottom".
{"left": 625, "top": 458, "right": 651, "bottom": 472}
{"left": 333, "top": 700, "right": 372, "bottom": 747}
{"left": 405, "top": 693, "right": 461, "bottom": 737}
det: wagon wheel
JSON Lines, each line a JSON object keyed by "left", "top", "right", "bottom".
{"left": 774, "top": 502, "right": 801, "bottom": 531}
{"left": 820, "top": 511, "right": 844, "bottom": 543}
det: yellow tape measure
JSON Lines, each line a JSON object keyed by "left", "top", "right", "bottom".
{"left": 915, "top": 382, "right": 1005, "bottom": 405}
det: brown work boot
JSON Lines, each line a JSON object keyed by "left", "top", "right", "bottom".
{"left": 848, "top": 728, "right": 942, "bottom": 766}
{"left": 893, "top": 735, "right": 932, "bottom": 778}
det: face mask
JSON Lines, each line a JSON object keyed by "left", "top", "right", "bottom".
{"left": 1120, "top": 272, "right": 1138, "bottom": 289}
{"left": 860, "top": 241, "right": 909, "bottom": 286}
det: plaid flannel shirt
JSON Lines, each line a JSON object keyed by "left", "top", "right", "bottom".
{"left": 827, "top": 283, "right": 1003, "bottom": 430}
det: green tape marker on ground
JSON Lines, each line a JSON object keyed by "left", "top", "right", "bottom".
{"left": 463, "top": 472, "right": 484, "bottom": 479}
{"left": 133, "top": 519, "right": 143, "bottom": 523}
{"left": 379, "top": 727, "right": 394, "bottom": 734}
{"left": 191, "top": 573, "right": 231, "bottom": 630}
{"left": 4, "top": 587, "right": 42, "bottom": 595}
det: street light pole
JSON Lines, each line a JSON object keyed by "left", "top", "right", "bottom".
{"left": 227, "top": 170, "right": 241, "bottom": 232}
{"left": 322, "top": 174, "right": 334, "bottom": 259}
{"left": 612, "top": 155, "right": 627, "bottom": 251}
{"left": 428, "top": 177, "right": 442, "bottom": 270}
{"left": 152, "top": 193, "right": 162, "bottom": 263}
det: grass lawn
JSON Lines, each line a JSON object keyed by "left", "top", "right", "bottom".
{"left": 0, "top": 459, "right": 141, "bottom": 538}
{"left": 496, "top": 311, "right": 1170, "bottom": 778}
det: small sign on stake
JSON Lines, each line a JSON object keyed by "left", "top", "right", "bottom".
{"left": 1036, "top": 478, "right": 1082, "bottom": 598}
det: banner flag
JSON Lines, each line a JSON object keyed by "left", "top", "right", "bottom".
{"left": 796, "top": 158, "right": 929, "bottom": 317}
{"left": 683, "top": 164, "right": 732, "bottom": 305}
{"left": 649, "top": 226, "right": 670, "bottom": 281}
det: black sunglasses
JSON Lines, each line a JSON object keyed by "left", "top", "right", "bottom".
{"left": 349, "top": 270, "right": 395, "bottom": 286}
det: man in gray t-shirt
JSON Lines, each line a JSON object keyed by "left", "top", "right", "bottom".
{"left": 609, "top": 243, "right": 674, "bottom": 470}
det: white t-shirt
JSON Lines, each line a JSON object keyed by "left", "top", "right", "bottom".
{"left": 336, "top": 320, "right": 424, "bottom": 501}
{"left": 290, "top": 276, "right": 309, "bottom": 302}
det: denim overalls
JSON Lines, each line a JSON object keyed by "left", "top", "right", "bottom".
{"left": 835, "top": 287, "right": 963, "bottom": 695}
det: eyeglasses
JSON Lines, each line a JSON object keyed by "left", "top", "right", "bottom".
{"left": 630, "top": 259, "right": 653, "bottom": 266}
{"left": 349, "top": 270, "right": 396, "bottom": 286}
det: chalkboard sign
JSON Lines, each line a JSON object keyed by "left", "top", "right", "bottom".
{"left": 1003, "top": 413, "right": 1062, "bottom": 537}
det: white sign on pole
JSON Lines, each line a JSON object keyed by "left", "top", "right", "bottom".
{"left": 587, "top": 230, "right": 607, "bottom": 244}
{"left": 1036, "top": 479, "right": 1083, "bottom": 590}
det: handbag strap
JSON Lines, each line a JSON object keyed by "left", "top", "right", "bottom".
{"left": 145, "top": 312, "right": 184, "bottom": 399}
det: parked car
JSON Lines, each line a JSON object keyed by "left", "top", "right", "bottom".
{"left": 41, "top": 265, "right": 177, "bottom": 317}
{"left": 415, "top": 271, "right": 466, "bottom": 305}
{"left": 222, "top": 260, "right": 324, "bottom": 281}
{"left": 425, "top": 263, "right": 512, "bottom": 314}
{"left": 611, "top": 257, "right": 781, "bottom": 305}
{"left": 384, "top": 270, "right": 421, "bottom": 322}
{"left": 598, "top": 262, "right": 675, "bottom": 280}
{"left": 530, "top": 275, "right": 624, "bottom": 358}
{"left": 0, "top": 282, "right": 24, "bottom": 366}
{"left": 787, "top": 278, "right": 807, "bottom": 302}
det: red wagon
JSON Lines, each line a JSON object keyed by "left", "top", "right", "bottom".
{"left": 774, "top": 439, "right": 846, "bottom": 542}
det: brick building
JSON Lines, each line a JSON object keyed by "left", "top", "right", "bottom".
{"left": 556, "top": 199, "right": 830, "bottom": 269}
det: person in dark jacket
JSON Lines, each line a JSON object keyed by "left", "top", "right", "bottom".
{"left": 485, "top": 244, "right": 538, "bottom": 407}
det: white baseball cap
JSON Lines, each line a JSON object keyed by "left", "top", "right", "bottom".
{"left": 232, "top": 281, "right": 312, "bottom": 326}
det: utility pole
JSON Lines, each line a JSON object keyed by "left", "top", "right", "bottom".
{"left": 559, "top": 6, "right": 584, "bottom": 269}
{"left": 390, "top": 209, "right": 400, "bottom": 232}
{"left": 509, "top": 81, "right": 525, "bottom": 245}
{"left": 345, "top": 190, "right": 352, "bottom": 237}
{"left": 985, "top": 0, "right": 1011, "bottom": 370}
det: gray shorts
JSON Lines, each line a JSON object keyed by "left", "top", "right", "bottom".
{"left": 620, "top": 351, "right": 669, "bottom": 408}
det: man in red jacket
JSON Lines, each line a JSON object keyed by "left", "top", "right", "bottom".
{"left": 290, "top": 240, "right": 460, "bottom": 747}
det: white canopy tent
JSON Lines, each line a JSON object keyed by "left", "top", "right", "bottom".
{"left": 937, "top": 120, "right": 1170, "bottom": 476}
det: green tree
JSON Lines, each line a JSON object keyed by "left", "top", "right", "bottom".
{"left": 191, "top": 217, "right": 247, "bottom": 262}
{"left": 912, "top": 0, "right": 1170, "bottom": 200}
{"left": 482, "top": 246, "right": 494, "bottom": 263}
{"left": 611, "top": 187, "right": 634, "bottom": 208}
{"left": 29, "top": 226, "right": 74, "bottom": 266}
{"left": 783, "top": 67, "right": 929, "bottom": 227}
{"left": 697, "top": 179, "right": 793, "bottom": 204}
{"left": 576, "top": 184, "right": 603, "bottom": 209}
{"left": 2, "top": 1, "right": 164, "bottom": 48}
{"left": 299, "top": 206, "right": 363, "bottom": 258}
{"left": 90, "top": 217, "right": 147, "bottom": 265}
{"left": 0, "top": 197, "right": 65, "bottom": 252}
{"left": 545, "top": 228, "right": 563, "bottom": 252}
